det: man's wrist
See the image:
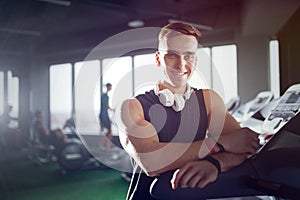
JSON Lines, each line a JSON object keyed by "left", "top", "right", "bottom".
{"left": 204, "top": 138, "right": 218, "bottom": 154}
{"left": 218, "top": 136, "right": 229, "bottom": 152}
{"left": 216, "top": 142, "right": 225, "bottom": 152}
{"left": 202, "top": 155, "right": 221, "bottom": 174}
{"left": 204, "top": 138, "right": 225, "bottom": 155}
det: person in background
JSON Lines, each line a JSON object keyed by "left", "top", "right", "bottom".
{"left": 99, "top": 83, "right": 113, "bottom": 151}
{"left": 33, "top": 110, "right": 66, "bottom": 151}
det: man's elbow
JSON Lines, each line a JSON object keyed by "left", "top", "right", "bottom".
{"left": 146, "top": 170, "right": 160, "bottom": 177}
{"left": 137, "top": 153, "right": 171, "bottom": 177}
{"left": 139, "top": 160, "right": 161, "bottom": 177}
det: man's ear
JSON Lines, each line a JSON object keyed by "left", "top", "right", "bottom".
{"left": 155, "top": 51, "right": 161, "bottom": 67}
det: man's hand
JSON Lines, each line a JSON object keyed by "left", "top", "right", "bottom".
{"left": 171, "top": 160, "right": 218, "bottom": 190}
{"left": 219, "top": 127, "right": 260, "bottom": 154}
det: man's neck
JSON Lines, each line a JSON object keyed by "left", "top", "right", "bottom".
{"left": 160, "top": 81, "right": 187, "bottom": 95}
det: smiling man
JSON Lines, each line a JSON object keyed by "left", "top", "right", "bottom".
{"left": 120, "top": 22, "right": 259, "bottom": 200}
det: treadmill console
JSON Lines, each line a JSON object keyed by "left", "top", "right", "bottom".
{"left": 263, "top": 84, "right": 300, "bottom": 133}
{"left": 232, "top": 91, "right": 273, "bottom": 123}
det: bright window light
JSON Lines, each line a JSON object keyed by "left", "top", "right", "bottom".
{"left": 0, "top": 71, "right": 4, "bottom": 115}
{"left": 134, "top": 53, "right": 157, "bottom": 95}
{"left": 269, "top": 40, "right": 280, "bottom": 98}
{"left": 212, "top": 45, "right": 238, "bottom": 103}
{"left": 7, "top": 70, "right": 19, "bottom": 128}
{"left": 102, "top": 56, "right": 132, "bottom": 108}
{"left": 50, "top": 63, "right": 72, "bottom": 129}
{"left": 74, "top": 60, "right": 100, "bottom": 134}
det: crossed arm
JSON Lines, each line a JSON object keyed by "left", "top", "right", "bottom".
{"left": 120, "top": 89, "right": 260, "bottom": 187}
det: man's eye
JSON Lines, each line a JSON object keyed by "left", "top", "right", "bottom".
{"left": 185, "top": 54, "right": 195, "bottom": 60}
{"left": 166, "top": 53, "right": 177, "bottom": 59}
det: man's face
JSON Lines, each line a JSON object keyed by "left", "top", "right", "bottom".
{"left": 107, "top": 85, "right": 112, "bottom": 92}
{"left": 158, "top": 34, "right": 198, "bottom": 87}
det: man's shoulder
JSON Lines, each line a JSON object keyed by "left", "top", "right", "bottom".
{"left": 135, "top": 90, "right": 155, "bottom": 99}
{"left": 134, "top": 89, "right": 157, "bottom": 106}
{"left": 196, "top": 88, "right": 214, "bottom": 95}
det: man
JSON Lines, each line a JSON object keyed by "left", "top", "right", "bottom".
{"left": 33, "top": 110, "right": 66, "bottom": 150}
{"left": 120, "top": 22, "right": 259, "bottom": 200}
{"left": 99, "top": 83, "right": 113, "bottom": 151}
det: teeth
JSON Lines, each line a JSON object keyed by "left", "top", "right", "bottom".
{"left": 175, "top": 72, "right": 187, "bottom": 76}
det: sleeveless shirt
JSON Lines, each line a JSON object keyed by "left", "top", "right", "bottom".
{"left": 126, "top": 89, "right": 208, "bottom": 200}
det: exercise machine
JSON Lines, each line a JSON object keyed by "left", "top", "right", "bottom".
{"left": 226, "top": 96, "right": 241, "bottom": 114}
{"left": 232, "top": 91, "right": 274, "bottom": 124}
{"left": 57, "top": 137, "right": 104, "bottom": 174}
{"left": 263, "top": 84, "right": 300, "bottom": 134}
{"left": 150, "top": 84, "right": 300, "bottom": 200}
{"left": 151, "top": 111, "right": 300, "bottom": 200}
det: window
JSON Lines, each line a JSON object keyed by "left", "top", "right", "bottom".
{"left": 101, "top": 57, "right": 132, "bottom": 135}
{"left": 133, "top": 53, "right": 157, "bottom": 95}
{"left": 0, "top": 71, "right": 3, "bottom": 115}
{"left": 7, "top": 70, "right": 19, "bottom": 128}
{"left": 47, "top": 44, "right": 238, "bottom": 132}
{"left": 49, "top": 64, "right": 72, "bottom": 129}
{"left": 212, "top": 45, "right": 238, "bottom": 103}
{"left": 74, "top": 60, "right": 100, "bottom": 134}
{"left": 269, "top": 40, "right": 280, "bottom": 98}
{"left": 102, "top": 56, "right": 132, "bottom": 108}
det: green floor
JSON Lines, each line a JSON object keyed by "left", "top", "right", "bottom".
{"left": 0, "top": 150, "right": 129, "bottom": 200}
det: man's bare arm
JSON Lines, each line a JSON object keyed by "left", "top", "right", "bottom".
{"left": 120, "top": 98, "right": 210, "bottom": 176}
{"left": 119, "top": 98, "right": 258, "bottom": 176}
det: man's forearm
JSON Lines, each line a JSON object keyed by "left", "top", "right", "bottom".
{"left": 128, "top": 139, "right": 207, "bottom": 176}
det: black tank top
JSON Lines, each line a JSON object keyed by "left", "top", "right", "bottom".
{"left": 126, "top": 89, "right": 208, "bottom": 200}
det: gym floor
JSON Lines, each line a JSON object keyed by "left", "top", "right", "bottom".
{"left": 0, "top": 139, "right": 276, "bottom": 200}
{"left": 0, "top": 148, "right": 129, "bottom": 200}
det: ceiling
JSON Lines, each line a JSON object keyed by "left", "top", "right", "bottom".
{"left": 0, "top": 0, "right": 299, "bottom": 56}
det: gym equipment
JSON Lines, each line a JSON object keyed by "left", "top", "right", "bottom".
{"left": 263, "top": 83, "right": 300, "bottom": 134}
{"left": 151, "top": 85, "right": 300, "bottom": 199}
{"left": 232, "top": 91, "right": 274, "bottom": 123}
{"left": 57, "top": 138, "right": 104, "bottom": 174}
{"left": 248, "top": 111, "right": 300, "bottom": 199}
{"left": 151, "top": 112, "right": 300, "bottom": 200}
{"left": 226, "top": 96, "right": 241, "bottom": 114}
{"left": 57, "top": 112, "right": 132, "bottom": 174}
{"left": 27, "top": 127, "right": 57, "bottom": 165}
{"left": 27, "top": 140, "right": 56, "bottom": 165}
{"left": 241, "top": 98, "right": 280, "bottom": 135}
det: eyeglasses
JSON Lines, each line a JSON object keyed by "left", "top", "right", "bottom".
{"left": 160, "top": 50, "right": 196, "bottom": 62}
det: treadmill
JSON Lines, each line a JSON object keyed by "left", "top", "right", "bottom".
{"left": 151, "top": 112, "right": 300, "bottom": 199}
{"left": 247, "top": 111, "right": 300, "bottom": 199}
{"left": 151, "top": 84, "right": 300, "bottom": 200}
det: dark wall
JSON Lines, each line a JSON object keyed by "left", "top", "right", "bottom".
{"left": 278, "top": 7, "right": 300, "bottom": 94}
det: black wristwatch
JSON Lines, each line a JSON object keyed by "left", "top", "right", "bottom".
{"left": 202, "top": 155, "right": 221, "bottom": 174}
{"left": 216, "top": 142, "right": 225, "bottom": 152}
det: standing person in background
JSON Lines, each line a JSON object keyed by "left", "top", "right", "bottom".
{"left": 99, "top": 83, "right": 113, "bottom": 151}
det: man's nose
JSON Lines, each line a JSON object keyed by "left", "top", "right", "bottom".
{"left": 176, "top": 55, "right": 187, "bottom": 68}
